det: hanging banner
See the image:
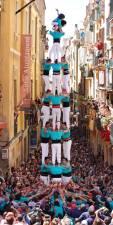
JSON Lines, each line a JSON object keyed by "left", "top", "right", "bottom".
{"left": 20, "top": 35, "right": 32, "bottom": 109}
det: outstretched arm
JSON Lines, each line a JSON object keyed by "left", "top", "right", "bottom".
{"left": 56, "top": 9, "right": 59, "bottom": 16}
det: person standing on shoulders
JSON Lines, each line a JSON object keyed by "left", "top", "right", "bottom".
{"left": 40, "top": 157, "right": 50, "bottom": 185}
{"left": 62, "top": 122, "right": 72, "bottom": 162}
{"left": 40, "top": 121, "right": 51, "bottom": 164}
{"left": 51, "top": 59, "right": 62, "bottom": 96}
{"left": 42, "top": 58, "right": 52, "bottom": 92}
{"left": 50, "top": 128, "right": 63, "bottom": 165}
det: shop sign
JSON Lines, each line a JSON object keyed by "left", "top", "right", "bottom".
{"left": 20, "top": 35, "right": 32, "bottom": 108}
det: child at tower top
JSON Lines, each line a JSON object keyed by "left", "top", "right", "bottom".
{"left": 52, "top": 9, "right": 66, "bottom": 32}
{"left": 52, "top": 9, "right": 67, "bottom": 32}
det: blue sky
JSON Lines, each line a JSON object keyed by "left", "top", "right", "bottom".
{"left": 45, "top": 0, "right": 89, "bottom": 37}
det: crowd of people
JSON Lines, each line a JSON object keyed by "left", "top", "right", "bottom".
{"left": 0, "top": 137, "right": 113, "bottom": 224}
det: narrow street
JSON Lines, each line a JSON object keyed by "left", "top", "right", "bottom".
{"left": 0, "top": 0, "right": 113, "bottom": 225}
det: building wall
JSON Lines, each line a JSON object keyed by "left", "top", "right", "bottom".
{"left": 0, "top": 0, "right": 45, "bottom": 170}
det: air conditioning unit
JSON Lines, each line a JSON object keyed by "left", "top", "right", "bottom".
{"left": 2, "top": 148, "right": 8, "bottom": 159}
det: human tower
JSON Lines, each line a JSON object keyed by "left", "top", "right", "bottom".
{"left": 40, "top": 11, "right": 72, "bottom": 185}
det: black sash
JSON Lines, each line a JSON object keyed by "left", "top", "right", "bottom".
{"left": 63, "top": 172, "right": 71, "bottom": 177}
{"left": 44, "top": 70, "right": 49, "bottom": 75}
{"left": 54, "top": 39, "right": 60, "bottom": 43}
{"left": 52, "top": 140, "right": 61, "bottom": 143}
{"left": 41, "top": 137, "right": 49, "bottom": 143}
{"left": 51, "top": 174, "right": 61, "bottom": 178}
{"left": 63, "top": 102, "right": 70, "bottom": 107}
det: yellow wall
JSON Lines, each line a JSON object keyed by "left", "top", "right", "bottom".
{"left": 0, "top": 0, "right": 45, "bottom": 169}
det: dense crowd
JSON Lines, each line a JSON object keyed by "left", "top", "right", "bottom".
{"left": 0, "top": 131, "right": 113, "bottom": 225}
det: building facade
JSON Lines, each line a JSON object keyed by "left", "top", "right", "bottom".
{"left": 0, "top": 0, "right": 45, "bottom": 170}
{"left": 67, "top": 0, "right": 113, "bottom": 165}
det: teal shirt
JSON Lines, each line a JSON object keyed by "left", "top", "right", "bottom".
{"left": 62, "top": 130, "right": 70, "bottom": 139}
{"left": 109, "top": 201, "right": 113, "bottom": 210}
{"left": 62, "top": 166, "right": 72, "bottom": 175}
{"left": 43, "top": 63, "right": 51, "bottom": 71}
{"left": 49, "top": 165, "right": 63, "bottom": 175}
{"left": 49, "top": 31, "right": 64, "bottom": 40}
{"left": 41, "top": 164, "right": 49, "bottom": 173}
{"left": 52, "top": 63, "right": 62, "bottom": 71}
{"left": 62, "top": 63, "right": 69, "bottom": 70}
{"left": 15, "top": 196, "right": 29, "bottom": 203}
{"left": 50, "top": 130, "right": 63, "bottom": 140}
{"left": 53, "top": 205, "right": 64, "bottom": 218}
{"left": 53, "top": 17, "right": 62, "bottom": 27}
{"left": 42, "top": 96, "right": 50, "bottom": 103}
{"left": 62, "top": 96, "right": 70, "bottom": 103}
{"left": 48, "top": 95, "right": 64, "bottom": 105}
{"left": 40, "top": 128, "right": 51, "bottom": 138}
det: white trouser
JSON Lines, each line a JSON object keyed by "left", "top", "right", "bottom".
{"left": 52, "top": 108, "right": 61, "bottom": 130}
{"left": 62, "top": 75, "right": 70, "bottom": 93}
{"left": 40, "top": 175, "right": 49, "bottom": 185}
{"left": 43, "top": 75, "right": 50, "bottom": 92}
{"left": 63, "top": 107, "right": 70, "bottom": 129}
{"left": 49, "top": 43, "right": 63, "bottom": 62}
{"left": 41, "top": 106, "right": 50, "bottom": 127}
{"left": 63, "top": 140, "right": 72, "bottom": 161}
{"left": 52, "top": 178, "right": 62, "bottom": 183}
{"left": 52, "top": 75, "right": 62, "bottom": 95}
{"left": 41, "top": 143, "right": 49, "bottom": 164}
{"left": 52, "top": 143, "right": 61, "bottom": 165}
{"left": 62, "top": 176, "right": 72, "bottom": 184}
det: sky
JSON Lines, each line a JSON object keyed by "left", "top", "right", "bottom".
{"left": 45, "top": 0, "right": 89, "bottom": 38}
